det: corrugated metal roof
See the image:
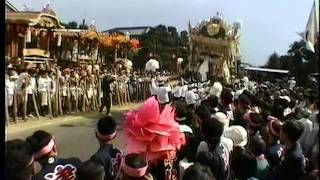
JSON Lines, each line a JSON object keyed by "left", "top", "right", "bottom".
{"left": 244, "top": 67, "right": 289, "bottom": 73}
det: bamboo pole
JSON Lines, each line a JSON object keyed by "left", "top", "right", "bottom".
{"left": 5, "top": 89, "right": 9, "bottom": 126}
{"left": 47, "top": 88, "right": 53, "bottom": 119}
{"left": 84, "top": 79, "right": 90, "bottom": 111}
{"left": 93, "top": 79, "right": 98, "bottom": 110}
{"left": 81, "top": 80, "right": 86, "bottom": 112}
{"left": 55, "top": 69, "right": 60, "bottom": 116}
{"left": 67, "top": 82, "right": 72, "bottom": 113}
{"left": 32, "top": 91, "right": 40, "bottom": 120}
{"left": 124, "top": 82, "right": 127, "bottom": 105}
{"left": 58, "top": 82, "right": 63, "bottom": 116}
{"left": 75, "top": 79, "right": 79, "bottom": 113}
{"left": 22, "top": 90, "right": 28, "bottom": 121}
{"left": 97, "top": 73, "right": 101, "bottom": 108}
{"left": 13, "top": 92, "right": 18, "bottom": 124}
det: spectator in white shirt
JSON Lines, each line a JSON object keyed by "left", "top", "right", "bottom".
{"left": 185, "top": 86, "right": 199, "bottom": 109}
{"left": 173, "top": 82, "right": 182, "bottom": 101}
{"left": 181, "top": 84, "right": 188, "bottom": 100}
{"left": 288, "top": 77, "right": 296, "bottom": 90}
{"left": 156, "top": 81, "right": 172, "bottom": 105}
{"left": 15, "top": 67, "right": 32, "bottom": 119}
{"left": 6, "top": 72, "right": 18, "bottom": 116}
{"left": 295, "top": 107, "right": 313, "bottom": 157}
{"left": 37, "top": 71, "right": 50, "bottom": 116}
{"left": 48, "top": 70, "right": 57, "bottom": 116}
{"left": 26, "top": 69, "right": 37, "bottom": 118}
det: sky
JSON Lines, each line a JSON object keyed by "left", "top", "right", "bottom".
{"left": 9, "top": 0, "right": 314, "bottom": 66}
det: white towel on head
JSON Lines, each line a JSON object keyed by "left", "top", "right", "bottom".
{"left": 210, "top": 82, "right": 223, "bottom": 97}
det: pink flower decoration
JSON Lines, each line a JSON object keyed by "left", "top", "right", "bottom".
{"left": 125, "top": 97, "right": 186, "bottom": 161}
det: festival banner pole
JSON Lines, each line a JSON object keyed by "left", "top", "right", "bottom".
{"left": 22, "top": 89, "right": 28, "bottom": 121}
{"left": 13, "top": 91, "right": 18, "bottom": 124}
{"left": 75, "top": 78, "right": 79, "bottom": 113}
{"left": 47, "top": 87, "right": 53, "bottom": 119}
{"left": 32, "top": 90, "right": 40, "bottom": 120}
{"left": 5, "top": 88, "right": 9, "bottom": 126}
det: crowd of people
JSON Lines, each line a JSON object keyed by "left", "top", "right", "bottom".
{"left": 5, "top": 62, "right": 176, "bottom": 124}
{"left": 5, "top": 72, "right": 319, "bottom": 180}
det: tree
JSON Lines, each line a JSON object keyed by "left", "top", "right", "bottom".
{"left": 264, "top": 52, "right": 281, "bottom": 69}
{"left": 79, "top": 24, "right": 89, "bottom": 30}
{"left": 180, "top": 30, "right": 189, "bottom": 46}
{"left": 133, "top": 24, "right": 189, "bottom": 70}
{"left": 263, "top": 39, "right": 319, "bottom": 86}
{"left": 67, "top": 21, "right": 78, "bottom": 29}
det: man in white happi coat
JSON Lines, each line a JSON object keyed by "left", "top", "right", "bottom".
{"left": 15, "top": 68, "right": 31, "bottom": 118}
{"left": 6, "top": 72, "right": 18, "bottom": 116}
{"left": 155, "top": 80, "right": 172, "bottom": 105}
{"left": 173, "top": 82, "right": 183, "bottom": 101}
{"left": 37, "top": 71, "right": 51, "bottom": 115}
{"left": 26, "top": 69, "right": 37, "bottom": 118}
{"left": 185, "top": 84, "right": 199, "bottom": 109}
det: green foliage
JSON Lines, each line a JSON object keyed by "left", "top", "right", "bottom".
{"left": 263, "top": 39, "right": 318, "bottom": 86}
{"left": 265, "top": 52, "right": 281, "bottom": 69}
{"left": 79, "top": 24, "right": 88, "bottom": 30}
{"left": 134, "top": 24, "right": 189, "bottom": 70}
{"left": 61, "top": 21, "right": 88, "bottom": 29}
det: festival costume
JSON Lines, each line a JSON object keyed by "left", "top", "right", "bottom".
{"left": 33, "top": 138, "right": 81, "bottom": 180}
{"left": 90, "top": 144, "right": 122, "bottom": 180}
{"left": 6, "top": 79, "right": 15, "bottom": 106}
{"left": 91, "top": 116, "right": 122, "bottom": 180}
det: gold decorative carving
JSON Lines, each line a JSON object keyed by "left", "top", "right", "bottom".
{"left": 23, "top": 48, "right": 50, "bottom": 58}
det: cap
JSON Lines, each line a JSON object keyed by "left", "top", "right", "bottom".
{"left": 279, "top": 96, "right": 291, "bottom": 103}
{"left": 223, "top": 125, "right": 248, "bottom": 147}
{"left": 212, "top": 112, "right": 229, "bottom": 129}
{"left": 210, "top": 82, "right": 223, "bottom": 97}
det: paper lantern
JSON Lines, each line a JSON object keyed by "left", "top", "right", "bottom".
{"left": 57, "top": 34, "right": 62, "bottom": 46}
{"left": 26, "top": 27, "right": 31, "bottom": 43}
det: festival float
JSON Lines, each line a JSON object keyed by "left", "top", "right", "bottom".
{"left": 99, "top": 33, "right": 140, "bottom": 71}
{"left": 5, "top": 3, "right": 64, "bottom": 64}
{"left": 188, "top": 11, "right": 243, "bottom": 83}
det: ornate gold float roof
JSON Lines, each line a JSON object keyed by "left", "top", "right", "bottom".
{"left": 6, "top": 12, "right": 64, "bottom": 29}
